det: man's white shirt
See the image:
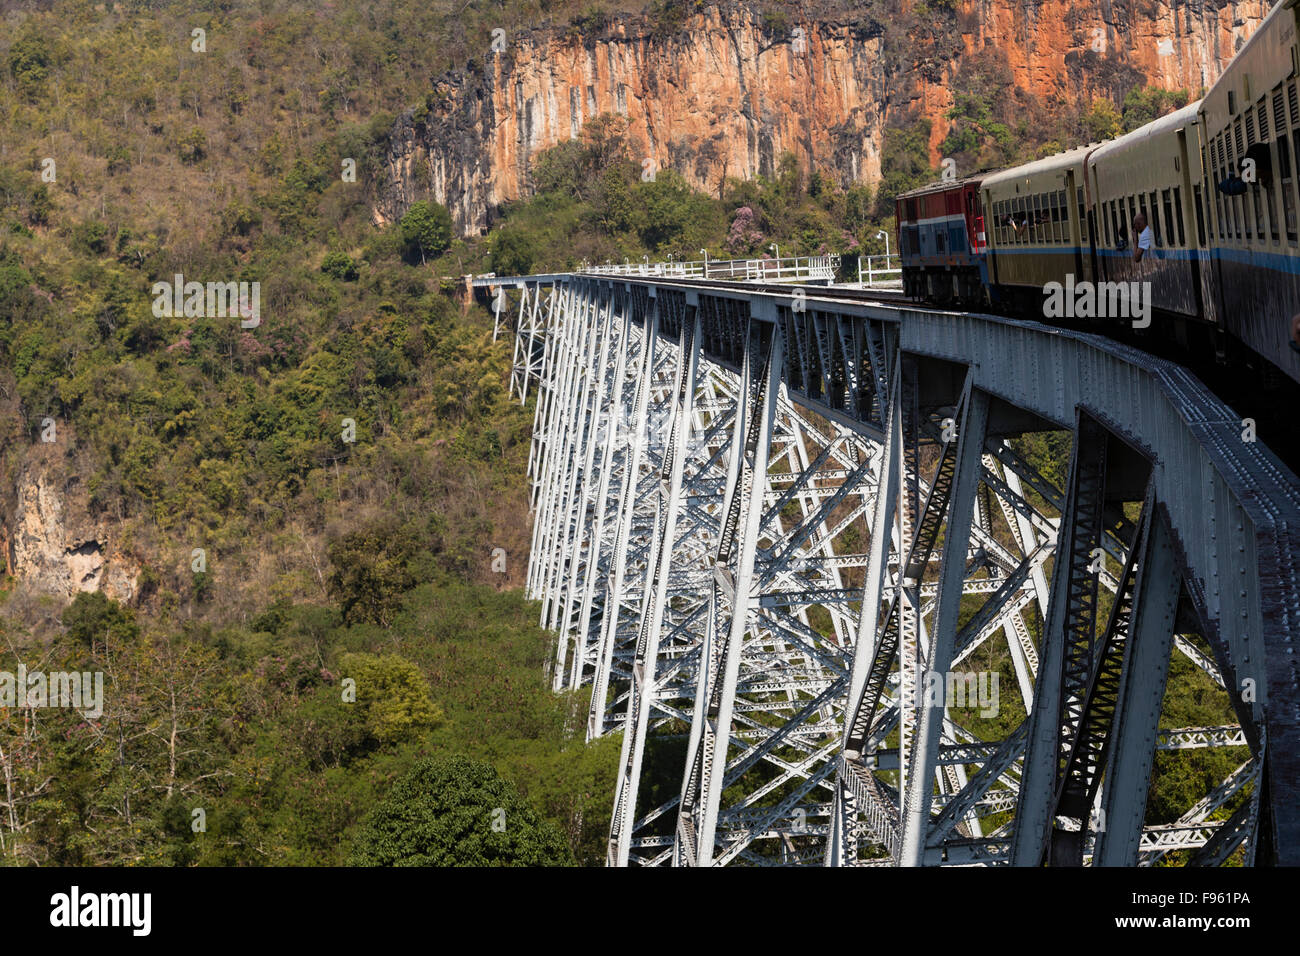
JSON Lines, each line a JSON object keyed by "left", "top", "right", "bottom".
{"left": 1137, "top": 226, "right": 1153, "bottom": 251}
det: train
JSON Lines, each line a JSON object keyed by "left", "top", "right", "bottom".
{"left": 896, "top": 0, "right": 1300, "bottom": 388}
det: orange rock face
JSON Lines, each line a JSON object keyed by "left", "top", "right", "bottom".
{"left": 375, "top": 0, "right": 1271, "bottom": 236}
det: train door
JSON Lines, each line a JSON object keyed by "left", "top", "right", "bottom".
{"left": 1178, "top": 127, "right": 1210, "bottom": 324}
{"left": 1192, "top": 110, "right": 1225, "bottom": 330}
{"left": 982, "top": 189, "right": 1000, "bottom": 288}
{"left": 1066, "top": 169, "right": 1085, "bottom": 281}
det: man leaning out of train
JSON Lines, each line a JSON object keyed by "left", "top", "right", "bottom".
{"left": 1132, "top": 213, "right": 1153, "bottom": 265}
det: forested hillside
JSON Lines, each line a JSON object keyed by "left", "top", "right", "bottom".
{"left": 0, "top": 0, "right": 635, "bottom": 866}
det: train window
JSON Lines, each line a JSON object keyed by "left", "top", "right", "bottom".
{"left": 1290, "top": 82, "right": 1300, "bottom": 127}
{"left": 1172, "top": 187, "right": 1185, "bottom": 246}
{"left": 1193, "top": 185, "right": 1206, "bottom": 246}
{"left": 1229, "top": 90, "right": 1236, "bottom": 115}
{"left": 1055, "top": 189, "right": 1066, "bottom": 243}
{"left": 1077, "top": 188, "right": 1086, "bottom": 244}
{"left": 1218, "top": 140, "right": 1232, "bottom": 241}
{"left": 1148, "top": 191, "right": 1161, "bottom": 246}
{"left": 1284, "top": 134, "right": 1294, "bottom": 244}
{"left": 1265, "top": 161, "right": 1281, "bottom": 243}
{"left": 1210, "top": 149, "right": 1223, "bottom": 240}
{"left": 1274, "top": 137, "right": 1294, "bottom": 243}
{"left": 1162, "top": 189, "right": 1175, "bottom": 246}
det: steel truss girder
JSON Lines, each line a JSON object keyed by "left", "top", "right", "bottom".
{"left": 517, "top": 275, "right": 1300, "bottom": 866}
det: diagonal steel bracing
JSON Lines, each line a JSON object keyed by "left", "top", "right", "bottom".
{"left": 512, "top": 274, "right": 1300, "bottom": 866}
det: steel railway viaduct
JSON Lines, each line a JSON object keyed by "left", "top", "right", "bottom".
{"left": 475, "top": 264, "right": 1300, "bottom": 867}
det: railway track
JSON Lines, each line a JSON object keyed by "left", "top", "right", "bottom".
{"left": 571, "top": 272, "right": 1300, "bottom": 475}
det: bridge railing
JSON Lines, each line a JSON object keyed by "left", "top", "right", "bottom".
{"left": 856, "top": 253, "right": 902, "bottom": 288}
{"left": 580, "top": 254, "right": 840, "bottom": 283}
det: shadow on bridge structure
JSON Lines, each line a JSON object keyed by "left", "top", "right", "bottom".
{"left": 475, "top": 271, "right": 1300, "bottom": 867}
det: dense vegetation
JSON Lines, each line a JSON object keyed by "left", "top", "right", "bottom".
{"left": 0, "top": 0, "right": 1234, "bottom": 867}
{"left": 0, "top": 0, "right": 628, "bottom": 866}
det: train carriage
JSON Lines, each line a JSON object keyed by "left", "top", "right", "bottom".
{"left": 892, "top": 0, "right": 1300, "bottom": 388}
{"left": 1087, "top": 101, "right": 1207, "bottom": 323}
{"left": 981, "top": 146, "right": 1097, "bottom": 312}
{"left": 1197, "top": 0, "right": 1300, "bottom": 384}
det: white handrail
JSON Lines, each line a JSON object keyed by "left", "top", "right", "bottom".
{"left": 581, "top": 253, "right": 841, "bottom": 283}
{"left": 856, "top": 253, "right": 902, "bottom": 287}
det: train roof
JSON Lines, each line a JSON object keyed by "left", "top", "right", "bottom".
{"left": 896, "top": 176, "right": 983, "bottom": 199}
{"left": 1087, "top": 100, "right": 1203, "bottom": 165}
{"left": 980, "top": 144, "right": 1101, "bottom": 190}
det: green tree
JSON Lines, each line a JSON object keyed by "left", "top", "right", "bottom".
{"left": 399, "top": 200, "right": 453, "bottom": 263}
{"left": 1084, "top": 98, "right": 1123, "bottom": 142}
{"left": 326, "top": 517, "right": 433, "bottom": 625}
{"left": 338, "top": 651, "right": 443, "bottom": 744}
{"left": 490, "top": 225, "right": 538, "bottom": 276}
{"left": 61, "top": 591, "right": 140, "bottom": 649}
{"left": 1121, "top": 87, "right": 1189, "bottom": 132}
{"left": 320, "top": 250, "right": 359, "bottom": 280}
{"left": 8, "top": 32, "right": 53, "bottom": 93}
{"left": 349, "top": 755, "right": 574, "bottom": 866}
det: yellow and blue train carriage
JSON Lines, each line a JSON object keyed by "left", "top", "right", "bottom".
{"left": 1087, "top": 101, "right": 1206, "bottom": 323}
{"left": 980, "top": 146, "right": 1097, "bottom": 311}
{"left": 1196, "top": 0, "right": 1300, "bottom": 385}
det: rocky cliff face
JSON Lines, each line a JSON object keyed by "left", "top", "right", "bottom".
{"left": 2, "top": 438, "right": 141, "bottom": 605}
{"left": 375, "top": 0, "right": 1272, "bottom": 237}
